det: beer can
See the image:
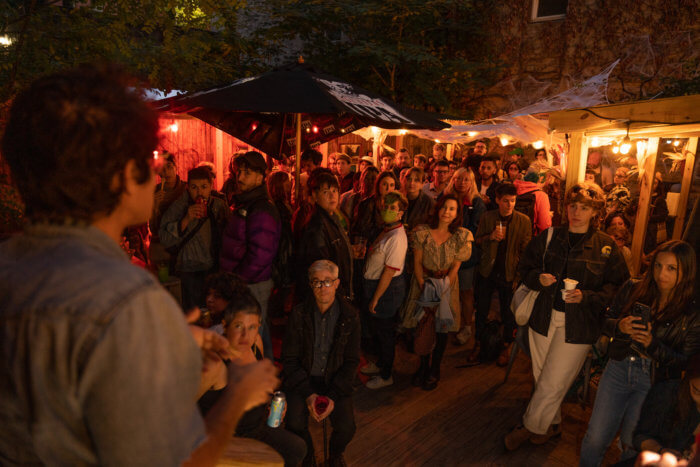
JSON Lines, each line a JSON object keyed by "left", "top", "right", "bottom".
{"left": 267, "top": 391, "right": 286, "bottom": 428}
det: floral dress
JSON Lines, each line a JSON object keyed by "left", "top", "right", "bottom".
{"left": 401, "top": 225, "right": 473, "bottom": 332}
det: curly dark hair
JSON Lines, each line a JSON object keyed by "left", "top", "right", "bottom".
{"left": 1, "top": 64, "right": 159, "bottom": 223}
{"left": 429, "top": 193, "right": 463, "bottom": 233}
{"left": 205, "top": 271, "right": 246, "bottom": 303}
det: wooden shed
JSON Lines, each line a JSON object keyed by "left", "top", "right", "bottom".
{"left": 549, "top": 94, "right": 700, "bottom": 275}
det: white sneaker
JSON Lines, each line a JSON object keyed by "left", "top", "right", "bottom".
{"left": 360, "top": 362, "right": 380, "bottom": 375}
{"left": 366, "top": 375, "right": 393, "bottom": 389}
{"left": 455, "top": 327, "right": 471, "bottom": 345}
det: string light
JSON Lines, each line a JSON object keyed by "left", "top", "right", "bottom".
{"left": 169, "top": 123, "right": 178, "bottom": 133}
{"left": 612, "top": 145, "right": 620, "bottom": 154}
{"left": 312, "top": 125, "right": 319, "bottom": 134}
{"left": 153, "top": 150, "right": 159, "bottom": 159}
{"left": 434, "top": 139, "right": 440, "bottom": 143}
{"left": 673, "top": 140, "right": 680, "bottom": 147}
{"left": 532, "top": 140, "right": 544, "bottom": 149}
{"left": 499, "top": 136, "right": 509, "bottom": 146}
{"left": 467, "top": 131, "right": 478, "bottom": 137}
{"left": 251, "top": 123, "right": 258, "bottom": 131}
{"left": 399, "top": 129, "right": 408, "bottom": 135}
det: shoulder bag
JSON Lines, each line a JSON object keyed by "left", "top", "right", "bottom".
{"left": 511, "top": 227, "right": 553, "bottom": 326}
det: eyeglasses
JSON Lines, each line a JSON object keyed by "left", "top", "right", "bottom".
{"left": 310, "top": 279, "right": 338, "bottom": 289}
{"left": 571, "top": 186, "right": 598, "bottom": 198}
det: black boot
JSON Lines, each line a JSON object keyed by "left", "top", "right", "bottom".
{"left": 422, "top": 366, "right": 440, "bottom": 391}
{"left": 411, "top": 356, "right": 429, "bottom": 386}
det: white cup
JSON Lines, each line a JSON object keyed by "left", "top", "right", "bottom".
{"left": 563, "top": 278, "right": 579, "bottom": 291}
{"left": 561, "top": 289, "right": 568, "bottom": 300}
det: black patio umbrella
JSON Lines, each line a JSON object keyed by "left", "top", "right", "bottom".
{"left": 154, "top": 61, "right": 450, "bottom": 160}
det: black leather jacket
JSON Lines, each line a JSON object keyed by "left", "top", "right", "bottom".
{"left": 518, "top": 226, "right": 630, "bottom": 344}
{"left": 282, "top": 296, "right": 361, "bottom": 401}
{"left": 296, "top": 206, "right": 354, "bottom": 300}
{"left": 603, "top": 279, "right": 700, "bottom": 382}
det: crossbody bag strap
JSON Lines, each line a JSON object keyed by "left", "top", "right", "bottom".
{"left": 542, "top": 227, "right": 553, "bottom": 270}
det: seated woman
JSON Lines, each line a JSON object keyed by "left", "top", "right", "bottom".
{"left": 630, "top": 354, "right": 700, "bottom": 464}
{"left": 580, "top": 240, "right": 698, "bottom": 466}
{"left": 198, "top": 283, "right": 306, "bottom": 467}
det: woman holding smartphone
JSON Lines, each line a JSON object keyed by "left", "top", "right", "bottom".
{"left": 580, "top": 240, "right": 699, "bottom": 466}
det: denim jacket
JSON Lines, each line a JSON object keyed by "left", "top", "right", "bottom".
{"left": 0, "top": 224, "right": 205, "bottom": 466}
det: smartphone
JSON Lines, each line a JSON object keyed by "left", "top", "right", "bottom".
{"left": 631, "top": 302, "right": 652, "bottom": 327}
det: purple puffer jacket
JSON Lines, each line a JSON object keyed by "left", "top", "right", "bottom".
{"left": 220, "top": 184, "right": 281, "bottom": 283}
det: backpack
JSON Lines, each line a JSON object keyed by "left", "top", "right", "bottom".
{"left": 514, "top": 191, "right": 537, "bottom": 232}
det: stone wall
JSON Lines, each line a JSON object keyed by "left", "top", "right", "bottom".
{"left": 471, "top": 0, "right": 700, "bottom": 118}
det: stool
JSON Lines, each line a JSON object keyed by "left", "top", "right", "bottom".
{"left": 216, "top": 437, "right": 283, "bottom": 467}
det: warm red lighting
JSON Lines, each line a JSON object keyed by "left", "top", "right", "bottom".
{"left": 169, "top": 123, "right": 178, "bottom": 133}
{"left": 312, "top": 125, "right": 319, "bottom": 134}
{"left": 251, "top": 123, "right": 258, "bottom": 131}
{"left": 153, "top": 150, "right": 159, "bottom": 159}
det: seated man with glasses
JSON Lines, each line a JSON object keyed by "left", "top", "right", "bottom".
{"left": 282, "top": 259, "right": 361, "bottom": 467}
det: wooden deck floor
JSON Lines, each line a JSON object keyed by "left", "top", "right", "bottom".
{"left": 307, "top": 339, "right": 621, "bottom": 466}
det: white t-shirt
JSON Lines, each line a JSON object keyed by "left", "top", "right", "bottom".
{"left": 363, "top": 225, "right": 408, "bottom": 280}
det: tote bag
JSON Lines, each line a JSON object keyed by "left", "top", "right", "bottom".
{"left": 511, "top": 228, "right": 553, "bottom": 326}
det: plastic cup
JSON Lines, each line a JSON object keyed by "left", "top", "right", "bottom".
{"left": 157, "top": 264, "right": 170, "bottom": 283}
{"left": 314, "top": 396, "right": 329, "bottom": 415}
{"left": 561, "top": 289, "right": 568, "bottom": 300}
{"left": 563, "top": 278, "right": 579, "bottom": 290}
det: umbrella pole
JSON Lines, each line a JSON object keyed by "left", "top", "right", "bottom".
{"left": 295, "top": 113, "right": 302, "bottom": 204}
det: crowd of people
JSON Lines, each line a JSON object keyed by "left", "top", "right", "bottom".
{"left": 1, "top": 64, "right": 699, "bottom": 467}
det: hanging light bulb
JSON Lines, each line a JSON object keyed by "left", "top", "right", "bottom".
{"left": 434, "top": 139, "right": 440, "bottom": 144}
{"left": 619, "top": 124, "right": 631, "bottom": 155}
{"left": 620, "top": 137, "right": 631, "bottom": 155}
{"left": 612, "top": 145, "right": 620, "bottom": 154}
{"left": 312, "top": 125, "right": 319, "bottom": 134}
{"left": 169, "top": 123, "right": 179, "bottom": 133}
{"left": 499, "top": 136, "right": 509, "bottom": 146}
{"left": 590, "top": 137, "right": 600, "bottom": 148}
{"left": 673, "top": 140, "right": 680, "bottom": 147}
{"left": 467, "top": 131, "right": 478, "bottom": 137}
{"left": 532, "top": 140, "right": 544, "bottom": 150}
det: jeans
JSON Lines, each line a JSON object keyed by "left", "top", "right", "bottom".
{"left": 475, "top": 274, "right": 515, "bottom": 343}
{"left": 286, "top": 379, "right": 356, "bottom": 464}
{"left": 249, "top": 279, "right": 274, "bottom": 359}
{"left": 580, "top": 356, "right": 652, "bottom": 467}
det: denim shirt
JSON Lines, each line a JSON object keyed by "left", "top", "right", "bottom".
{"left": 0, "top": 224, "right": 205, "bottom": 466}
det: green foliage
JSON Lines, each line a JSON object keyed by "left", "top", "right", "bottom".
{"left": 0, "top": 0, "right": 257, "bottom": 105}
{"left": 251, "top": 0, "right": 501, "bottom": 117}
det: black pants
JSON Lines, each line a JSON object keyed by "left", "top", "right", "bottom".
{"left": 370, "top": 316, "right": 397, "bottom": 379}
{"left": 246, "top": 425, "right": 307, "bottom": 467}
{"left": 475, "top": 274, "right": 515, "bottom": 343}
{"left": 286, "top": 380, "right": 356, "bottom": 463}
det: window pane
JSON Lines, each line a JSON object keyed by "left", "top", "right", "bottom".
{"left": 537, "top": 0, "right": 568, "bottom": 17}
